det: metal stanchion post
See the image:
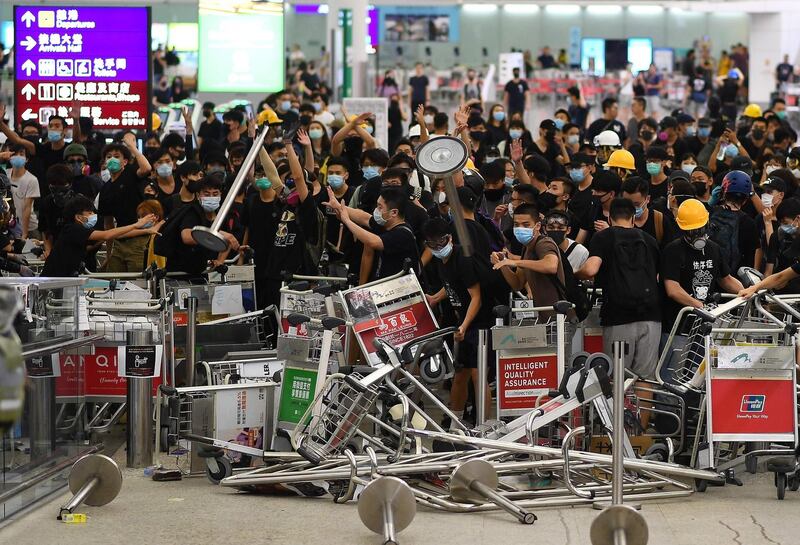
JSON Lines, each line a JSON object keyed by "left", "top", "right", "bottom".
{"left": 612, "top": 340, "right": 626, "bottom": 506}
{"left": 185, "top": 296, "right": 198, "bottom": 387}
{"left": 28, "top": 377, "right": 55, "bottom": 461}
{"left": 126, "top": 330, "right": 154, "bottom": 468}
{"left": 477, "top": 329, "right": 488, "bottom": 426}
{"left": 589, "top": 340, "right": 649, "bottom": 545}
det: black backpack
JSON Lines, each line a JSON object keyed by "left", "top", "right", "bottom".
{"left": 605, "top": 228, "right": 659, "bottom": 312}
{"left": 153, "top": 202, "right": 195, "bottom": 260}
{"left": 708, "top": 207, "right": 741, "bottom": 272}
{"left": 548, "top": 245, "right": 591, "bottom": 322}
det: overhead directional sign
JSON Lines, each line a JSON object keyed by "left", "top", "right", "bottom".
{"left": 14, "top": 6, "right": 151, "bottom": 130}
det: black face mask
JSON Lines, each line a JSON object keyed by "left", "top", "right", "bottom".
{"left": 23, "top": 135, "right": 40, "bottom": 144}
{"left": 547, "top": 230, "right": 566, "bottom": 245}
{"left": 300, "top": 114, "right": 312, "bottom": 126}
{"left": 692, "top": 182, "right": 708, "bottom": 197}
{"left": 752, "top": 129, "right": 765, "bottom": 140}
{"left": 640, "top": 130, "right": 654, "bottom": 141}
{"left": 484, "top": 187, "right": 505, "bottom": 201}
{"left": 470, "top": 131, "right": 485, "bottom": 142}
{"left": 537, "top": 191, "right": 558, "bottom": 212}
{"left": 202, "top": 109, "right": 213, "bottom": 118}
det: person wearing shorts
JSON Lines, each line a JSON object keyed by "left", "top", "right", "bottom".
{"left": 423, "top": 218, "right": 494, "bottom": 428}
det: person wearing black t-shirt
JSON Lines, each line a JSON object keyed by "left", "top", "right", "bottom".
{"left": 39, "top": 164, "right": 77, "bottom": 258}
{"left": 661, "top": 198, "right": 743, "bottom": 333}
{"left": 197, "top": 102, "right": 223, "bottom": 149}
{"left": 316, "top": 157, "right": 356, "bottom": 276}
{"left": 503, "top": 67, "right": 530, "bottom": 117}
{"left": 409, "top": 63, "right": 430, "bottom": 114}
{"left": 259, "top": 141, "right": 320, "bottom": 307}
{"left": 325, "top": 186, "right": 418, "bottom": 281}
{"left": 586, "top": 98, "right": 626, "bottom": 144}
{"left": 423, "top": 218, "right": 493, "bottom": 427}
{"left": 42, "top": 196, "right": 156, "bottom": 277}
{"left": 170, "top": 176, "right": 239, "bottom": 276}
{"left": 242, "top": 167, "right": 281, "bottom": 309}
{"left": 97, "top": 136, "right": 152, "bottom": 272}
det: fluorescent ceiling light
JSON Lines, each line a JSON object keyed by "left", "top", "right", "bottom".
{"left": 503, "top": 4, "right": 540, "bottom": 14}
{"left": 586, "top": 5, "right": 622, "bottom": 15}
{"left": 463, "top": 4, "right": 498, "bottom": 13}
{"left": 545, "top": 4, "right": 581, "bottom": 15}
{"left": 628, "top": 5, "right": 664, "bottom": 15}
{"left": 318, "top": 4, "right": 329, "bottom": 14}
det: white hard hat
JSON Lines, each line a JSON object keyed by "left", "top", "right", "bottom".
{"left": 594, "top": 130, "right": 621, "bottom": 147}
{"left": 408, "top": 124, "right": 421, "bottom": 138}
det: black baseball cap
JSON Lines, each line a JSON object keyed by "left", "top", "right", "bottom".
{"left": 676, "top": 113, "right": 695, "bottom": 125}
{"left": 731, "top": 156, "right": 753, "bottom": 172}
{"left": 540, "top": 119, "right": 557, "bottom": 131}
{"left": 763, "top": 177, "right": 787, "bottom": 192}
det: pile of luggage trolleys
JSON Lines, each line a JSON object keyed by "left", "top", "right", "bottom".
{"left": 155, "top": 267, "right": 800, "bottom": 545}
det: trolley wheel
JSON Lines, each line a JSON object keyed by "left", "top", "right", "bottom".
{"left": 789, "top": 475, "right": 800, "bottom": 492}
{"left": 644, "top": 443, "right": 669, "bottom": 463}
{"left": 776, "top": 473, "right": 787, "bottom": 500}
{"left": 419, "top": 357, "right": 446, "bottom": 384}
{"left": 206, "top": 456, "right": 233, "bottom": 485}
{"left": 745, "top": 455, "right": 758, "bottom": 474}
{"left": 159, "top": 427, "right": 169, "bottom": 452}
{"left": 695, "top": 479, "right": 707, "bottom": 493}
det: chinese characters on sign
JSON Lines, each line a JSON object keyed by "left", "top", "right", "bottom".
{"left": 14, "top": 6, "right": 150, "bottom": 130}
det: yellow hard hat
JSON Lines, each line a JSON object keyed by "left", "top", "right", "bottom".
{"left": 743, "top": 103, "right": 762, "bottom": 118}
{"left": 257, "top": 108, "right": 281, "bottom": 126}
{"left": 676, "top": 199, "right": 709, "bottom": 231}
{"left": 604, "top": 149, "right": 636, "bottom": 171}
{"left": 151, "top": 113, "right": 161, "bottom": 131}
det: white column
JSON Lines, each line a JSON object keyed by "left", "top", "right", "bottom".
{"left": 344, "top": 0, "right": 368, "bottom": 97}
{"left": 748, "top": 11, "right": 800, "bottom": 105}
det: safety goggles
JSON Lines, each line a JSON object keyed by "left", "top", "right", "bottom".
{"left": 424, "top": 236, "right": 450, "bottom": 251}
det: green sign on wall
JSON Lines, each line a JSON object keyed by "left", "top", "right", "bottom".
{"left": 198, "top": 8, "right": 285, "bottom": 93}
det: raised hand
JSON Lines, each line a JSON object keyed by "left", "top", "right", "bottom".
{"left": 296, "top": 128, "right": 311, "bottom": 147}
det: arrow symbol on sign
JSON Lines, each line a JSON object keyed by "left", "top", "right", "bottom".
{"left": 21, "top": 59, "right": 35, "bottom": 76}
{"left": 21, "top": 109, "right": 36, "bottom": 121}
{"left": 21, "top": 11, "right": 35, "bottom": 28}
{"left": 21, "top": 36, "right": 36, "bottom": 51}
{"left": 20, "top": 83, "right": 35, "bottom": 100}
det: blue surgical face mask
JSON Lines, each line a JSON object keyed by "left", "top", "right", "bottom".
{"left": 685, "top": 126, "right": 696, "bottom": 137}
{"left": 280, "top": 100, "right": 291, "bottom": 112}
{"left": 255, "top": 177, "right": 272, "bottom": 191}
{"left": 141, "top": 220, "right": 154, "bottom": 229}
{"left": 365, "top": 167, "right": 384, "bottom": 181}
{"left": 493, "top": 111, "right": 506, "bottom": 122}
{"left": 106, "top": 157, "right": 122, "bottom": 173}
{"left": 509, "top": 129, "right": 523, "bottom": 140}
{"left": 554, "top": 118, "right": 565, "bottom": 130}
{"left": 504, "top": 176, "right": 515, "bottom": 187}
{"left": 312, "top": 102, "right": 322, "bottom": 112}
{"left": 681, "top": 163, "right": 697, "bottom": 175}
{"left": 200, "top": 196, "right": 221, "bottom": 212}
{"left": 156, "top": 163, "right": 172, "bottom": 178}
{"left": 634, "top": 206, "right": 645, "bottom": 219}
{"left": 780, "top": 224, "right": 797, "bottom": 235}
{"left": 47, "top": 130, "right": 62, "bottom": 142}
{"left": 776, "top": 110, "right": 788, "bottom": 120}
{"left": 100, "top": 169, "right": 111, "bottom": 183}
{"left": 309, "top": 128, "right": 324, "bottom": 140}
{"left": 569, "top": 168, "right": 585, "bottom": 183}
{"left": 567, "top": 134, "right": 580, "bottom": 145}
{"left": 373, "top": 208, "right": 388, "bottom": 226}
{"left": 646, "top": 162, "right": 662, "bottom": 176}
{"left": 365, "top": 125, "right": 374, "bottom": 135}
{"left": 84, "top": 213, "right": 97, "bottom": 229}
{"left": 514, "top": 226, "right": 535, "bottom": 245}
{"left": 431, "top": 243, "right": 453, "bottom": 260}
{"left": 9, "top": 156, "right": 26, "bottom": 169}
{"left": 725, "top": 144, "right": 739, "bottom": 158}
{"left": 698, "top": 127, "right": 711, "bottom": 138}
{"left": 327, "top": 174, "right": 345, "bottom": 189}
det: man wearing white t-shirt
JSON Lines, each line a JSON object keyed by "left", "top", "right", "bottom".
{"left": 4, "top": 143, "right": 40, "bottom": 239}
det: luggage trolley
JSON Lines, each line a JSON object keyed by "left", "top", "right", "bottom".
{"left": 159, "top": 382, "right": 278, "bottom": 483}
